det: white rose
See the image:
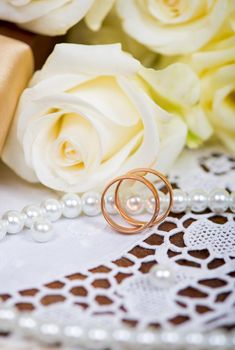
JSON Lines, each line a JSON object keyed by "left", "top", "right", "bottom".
{"left": 140, "top": 62, "right": 213, "bottom": 149}
{"left": 116, "top": 0, "right": 230, "bottom": 55}
{"left": 0, "top": 0, "right": 114, "bottom": 35}
{"left": 191, "top": 34, "right": 235, "bottom": 153}
{"left": 2, "top": 44, "right": 188, "bottom": 193}
{"left": 153, "top": 10, "right": 235, "bottom": 149}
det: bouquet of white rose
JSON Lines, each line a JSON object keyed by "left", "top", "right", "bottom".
{"left": 0, "top": 0, "right": 234, "bottom": 193}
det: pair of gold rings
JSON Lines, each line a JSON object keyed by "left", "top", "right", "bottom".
{"left": 101, "top": 168, "right": 174, "bottom": 234}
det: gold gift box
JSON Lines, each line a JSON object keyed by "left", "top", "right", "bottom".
{"left": 0, "top": 22, "right": 57, "bottom": 154}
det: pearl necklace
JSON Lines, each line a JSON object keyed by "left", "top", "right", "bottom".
{"left": 0, "top": 304, "right": 234, "bottom": 349}
{"left": 0, "top": 188, "right": 234, "bottom": 243}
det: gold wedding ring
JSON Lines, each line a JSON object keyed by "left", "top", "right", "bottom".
{"left": 101, "top": 168, "right": 173, "bottom": 234}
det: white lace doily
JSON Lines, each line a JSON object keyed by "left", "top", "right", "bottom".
{"left": 169, "top": 145, "right": 235, "bottom": 192}
{"left": 0, "top": 144, "right": 234, "bottom": 335}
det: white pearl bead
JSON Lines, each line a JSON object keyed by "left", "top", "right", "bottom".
{"left": 38, "top": 322, "right": 61, "bottom": 344}
{"left": 136, "top": 330, "right": 156, "bottom": 346}
{"left": 2, "top": 210, "right": 25, "bottom": 234}
{"left": 172, "top": 189, "right": 188, "bottom": 213}
{"left": 105, "top": 193, "right": 117, "bottom": 214}
{"left": 145, "top": 195, "right": 155, "bottom": 214}
{"left": 0, "top": 307, "right": 17, "bottom": 332}
{"left": 61, "top": 193, "right": 82, "bottom": 218}
{"left": 160, "top": 331, "right": 180, "bottom": 345}
{"left": 0, "top": 219, "right": 8, "bottom": 241}
{"left": 41, "top": 198, "right": 62, "bottom": 222}
{"left": 112, "top": 328, "right": 134, "bottom": 345}
{"left": 150, "top": 264, "right": 174, "bottom": 289}
{"left": 31, "top": 219, "right": 54, "bottom": 243}
{"left": 22, "top": 205, "right": 43, "bottom": 228}
{"left": 207, "top": 331, "right": 228, "bottom": 347}
{"left": 230, "top": 191, "right": 235, "bottom": 213}
{"left": 82, "top": 192, "right": 101, "bottom": 216}
{"left": 63, "top": 325, "right": 85, "bottom": 346}
{"left": 145, "top": 191, "right": 168, "bottom": 214}
{"left": 125, "top": 194, "right": 144, "bottom": 215}
{"left": 189, "top": 189, "right": 208, "bottom": 213}
{"left": 88, "top": 328, "right": 110, "bottom": 349}
{"left": 208, "top": 189, "right": 230, "bottom": 213}
{"left": 185, "top": 332, "right": 206, "bottom": 347}
{"left": 17, "top": 314, "right": 38, "bottom": 336}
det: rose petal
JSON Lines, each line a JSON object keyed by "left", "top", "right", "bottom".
{"left": 85, "top": 0, "right": 115, "bottom": 31}
{"left": 191, "top": 36, "right": 235, "bottom": 74}
{"left": 155, "top": 117, "right": 187, "bottom": 172}
{"left": 35, "top": 43, "right": 141, "bottom": 79}
{"left": 186, "top": 105, "right": 213, "bottom": 141}
{"left": 140, "top": 63, "right": 200, "bottom": 108}
{"left": 73, "top": 76, "right": 141, "bottom": 126}
{"left": 147, "top": 0, "right": 203, "bottom": 24}
{"left": 117, "top": 0, "right": 228, "bottom": 54}
{"left": 0, "top": 0, "right": 69, "bottom": 22}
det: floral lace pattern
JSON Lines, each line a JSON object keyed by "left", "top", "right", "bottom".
{"left": 1, "top": 144, "right": 235, "bottom": 334}
{"left": 169, "top": 145, "right": 235, "bottom": 192}
{"left": 185, "top": 218, "right": 235, "bottom": 257}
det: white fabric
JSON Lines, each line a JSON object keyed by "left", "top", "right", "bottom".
{"left": 0, "top": 162, "right": 152, "bottom": 293}
{"left": 0, "top": 143, "right": 235, "bottom": 333}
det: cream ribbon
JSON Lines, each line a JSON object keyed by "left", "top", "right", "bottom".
{"left": 0, "top": 35, "right": 34, "bottom": 153}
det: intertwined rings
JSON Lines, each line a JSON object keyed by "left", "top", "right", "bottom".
{"left": 101, "top": 168, "right": 173, "bottom": 234}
